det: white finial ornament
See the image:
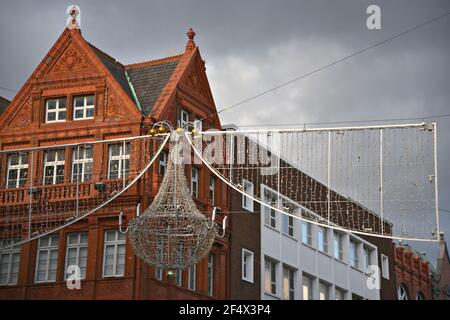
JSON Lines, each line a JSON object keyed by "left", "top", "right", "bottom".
{"left": 67, "top": 5, "right": 81, "bottom": 30}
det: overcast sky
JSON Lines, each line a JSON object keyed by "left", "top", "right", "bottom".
{"left": 0, "top": 0, "right": 449, "bottom": 263}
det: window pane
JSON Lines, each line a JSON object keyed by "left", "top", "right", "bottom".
{"left": 86, "top": 108, "right": 94, "bottom": 118}
{"left": 9, "top": 154, "right": 19, "bottom": 165}
{"left": 59, "top": 98, "right": 67, "bottom": 108}
{"left": 8, "top": 169, "right": 18, "bottom": 180}
{"left": 39, "top": 237, "right": 49, "bottom": 248}
{"left": 75, "top": 97, "right": 84, "bottom": 107}
{"left": 47, "top": 100, "right": 56, "bottom": 110}
{"left": 75, "top": 109, "right": 84, "bottom": 119}
{"left": 302, "top": 276, "right": 311, "bottom": 300}
{"left": 80, "top": 232, "right": 89, "bottom": 244}
{"left": 110, "top": 145, "right": 120, "bottom": 156}
{"left": 50, "top": 235, "right": 59, "bottom": 247}
{"left": 118, "top": 231, "right": 126, "bottom": 241}
{"left": 68, "top": 233, "right": 78, "bottom": 245}
{"left": 19, "top": 169, "right": 28, "bottom": 181}
{"left": 46, "top": 151, "right": 55, "bottom": 162}
{"left": 56, "top": 151, "right": 65, "bottom": 161}
{"left": 47, "top": 111, "right": 58, "bottom": 122}
{"left": 105, "top": 231, "right": 116, "bottom": 242}
{"left": 86, "top": 95, "right": 94, "bottom": 106}
{"left": 21, "top": 154, "right": 28, "bottom": 165}
{"left": 58, "top": 111, "right": 66, "bottom": 120}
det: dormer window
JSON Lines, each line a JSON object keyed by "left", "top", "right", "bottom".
{"left": 45, "top": 98, "right": 67, "bottom": 123}
{"left": 180, "top": 109, "right": 189, "bottom": 128}
{"left": 73, "top": 95, "right": 95, "bottom": 120}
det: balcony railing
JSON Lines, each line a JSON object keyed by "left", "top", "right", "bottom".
{"left": 0, "top": 177, "right": 139, "bottom": 206}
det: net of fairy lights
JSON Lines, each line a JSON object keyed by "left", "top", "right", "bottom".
{"left": 127, "top": 133, "right": 222, "bottom": 270}
{"left": 187, "top": 123, "right": 439, "bottom": 241}
{"left": 0, "top": 134, "right": 169, "bottom": 251}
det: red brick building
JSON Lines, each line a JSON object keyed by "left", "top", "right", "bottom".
{"left": 394, "top": 244, "right": 432, "bottom": 300}
{"left": 431, "top": 233, "right": 450, "bottom": 300}
{"left": 0, "top": 24, "right": 229, "bottom": 299}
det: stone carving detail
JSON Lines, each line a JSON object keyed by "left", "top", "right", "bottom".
{"left": 51, "top": 46, "right": 89, "bottom": 73}
{"left": 8, "top": 100, "right": 31, "bottom": 128}
{"left": 106, "top": 92, "right": 127, "bottom": 120}
{"left": 185, "top": 65, "right": 208, "bottom": 98}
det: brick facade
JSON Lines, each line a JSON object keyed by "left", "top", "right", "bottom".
{"left": 0, "top": 27, "right": 229, "bottom": 299}
{"left": 394, "top": 245, "right": 432, "bottom": 300}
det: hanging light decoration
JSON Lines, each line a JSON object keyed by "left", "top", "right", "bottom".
{"left": 126, "top": 131, "right": 226, "bottom": 270}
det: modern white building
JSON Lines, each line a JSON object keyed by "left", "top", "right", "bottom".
{"left": 259, "top": 183, "right": 381, "bottom": 300}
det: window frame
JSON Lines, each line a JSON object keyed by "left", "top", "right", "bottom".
{"left": 194, "top": 117, "right": 203, "bottom": 132}
{"left": 191, "top": 167, "right": 199, "bottom": 198}
{"left": 102, "top": 230, "right": 126, "bottom": 278}
{"left": 175, "top": 269, "right": 182, "bottom": 287}
{"left": 0, "top": 239, "right": 21, "bottom": 286}
{"left": 155, "top": 267, "right": 163, "bottom": 281}
{"left": 64, "top": 232, "right": 88, "bottom": 280}
{"left": 180, "top": 109, "right": 189, "bottom": 128}
{"left": 159, "top": 151, "right": 167, "bottom": 176}
{"left": 301, "top": 222, "right": 312, "bottom": 246}
{"left": 335, "top": 287, "right": 346, "bottom": 300}
{"left": 43, "top": 149, "right": 65, "bottom": 185}
{"left": 319, "top": 281, "right": 330, "bottom": 300}
{"left": 45, "top": 97, "right": 67, "bottom": 123}
{"left": 209, "top": 175, "right": 216, "bottom": 207}
{"left": 73, "top": 95, "right": 95, "bottom": 120}
{"left": 242, "top": 179, "right": 254, "bottom": 212}
{"left": 302, "top": 274, "right": 313, "bottom": 300}
{"left": 35, "top": 235, "right": 59, "bottom": 283}
{"left": 241, "top": 248, "right": 254, "bottom": 283}
{"left": 318, "top": 226, "right": 328, "bottom": 254}
{"left": 282, "top": 266, "right": 295, "bottom": 300}
{"left": 363, "top": 246, "right": 373, "bottom": 273}
{"left": 188, "top": 264, "right": 196, "bottom": 291}
{"left": 6, "top": 153, "right": 28, "bottom": 189}
{"left": 207, "top": 254, "right": 214, "bottom": 296}
{"left": 71, "top": 146, "right": 93, "bottom": 183}
{"left": 381, "top": 254, "right": 390, "bottom": 280}
{"left": 349, "top": 239, "right": 359, "bottom": 269}
{"left": 282, "top": 214, "right": 294, "bottom": 237}
{"left": 264, "top": 257, "right": 277, "bottom": 295}
{"left": 333, "top": 232, "right": 344, "bottom": 261}
{"left": 107, "top": 143, "right": 130, "bottom": 180}
{"left": 263, "top": 189, "right": 277, "bottom": 229}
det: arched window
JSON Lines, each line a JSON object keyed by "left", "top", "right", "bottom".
{"left": 397, "top": 283, "right": 410, "bottom": 300}
{"left": 415, "top": 291, "right": 425, "bottom": 300}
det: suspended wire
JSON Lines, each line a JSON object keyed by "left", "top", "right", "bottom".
{"left": 440, "top": 208, "right": 450, "bottom": 214}
{"left": 199, "top": 10, "right": 450, "bottom": 122}
{"left": 231, "top": 113, "right": 450, "bottom": 128}
{"left": 0, "top": 86, "right": 17, "bottom": 94}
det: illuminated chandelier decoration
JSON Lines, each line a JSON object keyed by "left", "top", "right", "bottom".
{"left": 127, "top": 130, "right": 226, "bottom": 270}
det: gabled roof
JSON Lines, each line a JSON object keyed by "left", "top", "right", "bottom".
{"left": 0, "top": 96, "right": 10, "bottom": 115}
{"left": 125, "top": 57, "right": 181, "bottom": 116}
{"left": 1, "top": 27, "right": 212, "bottom": 128}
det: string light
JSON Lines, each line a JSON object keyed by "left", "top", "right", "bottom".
{"left": 0, "top": 134, "right": 169, "bottom": 251}
{"left": 190, "top": 123, "right": 438, "bottom": 241}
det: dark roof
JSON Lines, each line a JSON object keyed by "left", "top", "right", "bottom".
{"left": 89, "top": 44, "right": 136, "bottom": 104}
{"left": 0, "top": 96, "right": 10, "bottom": 115}
{"left": 126, "top": 60, "right": 179, "bottom": 116}
{"left": 89, "top": 43, "right": 180, "bottom": 116}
